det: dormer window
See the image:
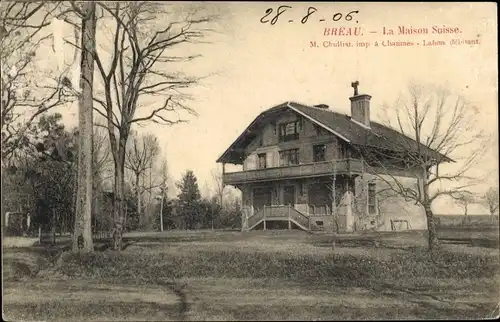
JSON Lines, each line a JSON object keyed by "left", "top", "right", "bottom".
{"left": 279, "top": 120, "right": 300, "bottom": 142}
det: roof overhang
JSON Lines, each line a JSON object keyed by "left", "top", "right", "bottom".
{"left": 351, "top": 143, "right": 455, "bottom": 164}
{"left": 216, "top": 102, "right": 289, "bottom": 164}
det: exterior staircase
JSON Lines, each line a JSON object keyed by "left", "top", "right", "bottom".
{"left": 244, "top": 205, "right": 310, "bottom": 232}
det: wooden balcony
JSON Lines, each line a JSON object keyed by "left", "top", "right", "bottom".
{"left": 224, "top": 159, "right": 364, "bottom": 185}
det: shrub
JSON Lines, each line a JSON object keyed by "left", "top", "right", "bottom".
{"left": 48, "top": 246, "right": 499, "bottom": 286}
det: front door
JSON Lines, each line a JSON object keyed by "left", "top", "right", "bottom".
{"left": 283, "top": 185, "right": 295, "bottom": 206}
{"left": 253, "top": 187, "right": 272, "bottom": 212}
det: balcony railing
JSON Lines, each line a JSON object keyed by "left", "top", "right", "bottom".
{"left": 309, "top": 204, "right": 332, "bottom": 216}
{"left": 224, "top": 158, "right": 364, "bottom": 185}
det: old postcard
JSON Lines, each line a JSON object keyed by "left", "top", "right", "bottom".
{"left": 2, "top": 1, "right": 498, "bottom": 321}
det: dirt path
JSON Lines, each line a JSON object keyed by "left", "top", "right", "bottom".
{"left": 179, "top": 277, "right": 497, "bottom": 320}
{"left": 3, "top": 247, "right": 193, "bottom": 321}
{"left": 3, "top": 279, "right": 185, "bottom": 321}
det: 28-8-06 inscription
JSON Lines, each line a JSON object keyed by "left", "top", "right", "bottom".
{"left": 257, "top": 6, "right": 481, "bottom": 49}
{"left": 311, "top": 25, "right": 481, "bottom": 49}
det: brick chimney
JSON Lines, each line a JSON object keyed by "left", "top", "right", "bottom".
{"left": 349, "top": 81, "right": 371, "bottom": 128}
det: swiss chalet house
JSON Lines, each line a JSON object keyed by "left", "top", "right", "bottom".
{"left": 216, "top": 82, "right": 449, "bottom": 232}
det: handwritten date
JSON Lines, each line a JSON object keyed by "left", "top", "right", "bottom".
{"left": 260, "top": 6, "right": 359, "bottom": 25}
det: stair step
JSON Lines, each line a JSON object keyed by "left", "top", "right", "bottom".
{"left": 248, "top": 218, "right": 309, "bottom": 232}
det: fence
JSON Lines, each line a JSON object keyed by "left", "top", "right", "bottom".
{"left": 92, "top": 230, "right": 113, "bottom": 240}
{"left": 39, "top": 227, "right": 56, "bottom": 245}
{"left": 37, "top": 228, "right": 113, "bottom": 245}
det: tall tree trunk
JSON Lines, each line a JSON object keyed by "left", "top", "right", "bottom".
{"left": 1, "top": 166, "right": 6, "bottom": 237}
{"left": 73, "top": 2, "right": 96, "bottom": 252}
{"left": 71, "top": 163, "right": 78, "bottom": 233}
{"left": 92, "top": 175, "right": 100, "bottom": 232}
{"left": 112, "top": 138, "right": 127, "bottom": 250}
{"left": 135, "top": 173, "right": 141, "bottom": 226}
{"left": 464, "top": 205, "right": 471, "bottom": 223}
{"left": 422, "top": 176, "right": 439, "bottom": 253}
{"left": 1, "top": 166, "right": 5, "bottom": 235}
{"left": 424, "top": 205, "right": 439, "bottom": 252}
{"left": 149, "top": 164, "right": 152, "bottom": 204}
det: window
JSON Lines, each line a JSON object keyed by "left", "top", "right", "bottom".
{"left": 315, "top": 125, "right": 322, "bottom": 136}
{"left": 279, "top": 121, "right": 300, "bottom": 142}
{"left": 313, "top": 144, "right": 326, "bottom": 162}
{"left": 368, "top": 182, "right": 376, "bottom": 214}
{"left": 338, "top": 142, "right": 348, "bottom": 158}
{"left": 258, "top": 153, "right": 267, "bottom": 169}
{"left": 279, "top": 149, "right": 299, "bottom": 166}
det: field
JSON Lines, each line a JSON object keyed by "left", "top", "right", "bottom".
{"left": 435, "top": 214, "right": 499, "bottom": 228}
{"left": 3, "top": 227, "right": 499, "bottom": 321}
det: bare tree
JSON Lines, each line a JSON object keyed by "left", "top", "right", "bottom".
{"left": 158, "top": 159, "right": 170, "bottom": 187}
{"left": 93, "top": 125, "right": 113, "bottom": 187}
{"left": 356, "top": 82, "right": 489, "bottom": 252}
{"left": 325, "top": 169, "right": 386, "bottom": 247}
{"left": 138, "top": 161, "right": 167, "bottom": 230}
{"left": 1, "top": 2, "right": 74, "bottom": 165}
{"left": 0, "top": 2, "right": 77, "bottom": 235}
{"left": 91, "top": 125, "right": 113, "bottom": 231}
{"left": 326, "top": 165, "right": 341, "bottom": 237}
{"left": 211, "top": 167, "right": 229, "bottom": 206}
{"left": 483, "top": 187, "right": 499, "bottom": 216}
{"left": 125, "top": 132, "right": 160, "bottom": 224}
{"left": 156, "top": 159, "right": 170, "bottom": 200}
{"left": 452, "top": 191, "right": 476, "bottom": 219}
{"left": 85, "top": 2, "right": 218, "bottom": 249}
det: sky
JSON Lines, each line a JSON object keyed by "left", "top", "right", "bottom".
{"left": 37, "top": 2, "right": 497, "bottom": 214}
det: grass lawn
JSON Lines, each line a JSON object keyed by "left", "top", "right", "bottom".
{"left": 3, "top": 229, "right": 499, "bottom": 321}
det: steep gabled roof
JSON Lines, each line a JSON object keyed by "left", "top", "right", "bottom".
{"left": 216, "top": 101, "right": 453, "bottom": 164}
{"left": 216, "top": 102, "right": 289, "bottom": 164}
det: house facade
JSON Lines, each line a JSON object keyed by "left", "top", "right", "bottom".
{"left": 216, "top": 83, "right": 448, "bottom": 232}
